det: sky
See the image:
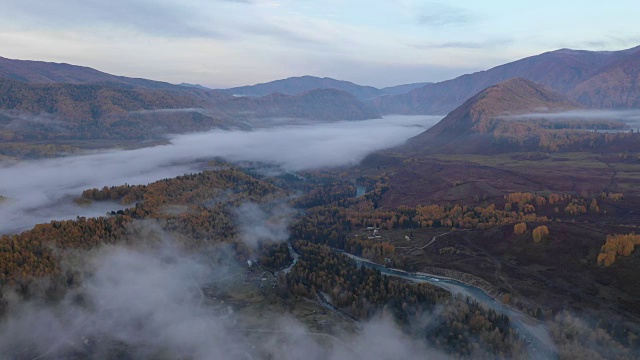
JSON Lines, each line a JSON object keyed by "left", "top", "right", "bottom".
{"left": 0, "top": 0, "right": 639, "bottom": 88}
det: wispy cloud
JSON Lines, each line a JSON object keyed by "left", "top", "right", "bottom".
{"left": 2, "top": 0, "right": 224, "bottom": 38}
{"left": 241, "top": 23, "right": 327, "bottom": 45}
{"left": 505, "top": 110, "right": 640, "bottom": 123}
{"left": 129, "top": 108, "right": 211, "bottom": 115}
{"left": 234, "top": 202, "right": 295, "bottom": 248}
{"left": 412, "top": 38, "right": 514, "bottom": 50}
{"left": 553, "top": 35, "right": 640, "bottom": 51}
{"left": 416, "top": 2, "right": 475, "bottom": 28}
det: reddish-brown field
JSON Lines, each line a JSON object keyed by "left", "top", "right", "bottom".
{"left": 366, "top": 152, "right": 636, "bottom": 208}
{"left": 402, "top": 223, "right": 637, "bottom": 315}
{"left": 355, "top": 149, "right": 640, "bottom": 322}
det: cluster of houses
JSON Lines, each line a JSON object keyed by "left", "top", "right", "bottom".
{"left": 365, "top": 226, "right": 382, "bottom": 240}
{"left": 246, "top": 260, "right": 277, "bottom": 291}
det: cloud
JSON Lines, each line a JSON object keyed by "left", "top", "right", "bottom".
{"left": 0, "top": 240, "right": 233, "bottom": 359}
{"left": 0, "top": 0, "right": 492, "bottom": 88}
{"left": 0, "top": 115, "right": 441, "bottom": 234}
{"left": 2, "top": 0, "right": 223, "bottom": 38}
{"left": 554, "top": 35, "right": 640, "bottom": 51}
{"left": 417, "top": 3, "right": 475, "bottom": 28}
{"left": 234, "top": 201, "right": 295, "bottom": 248}
{"left": 0, "top": 0, "right": 334, "bottom": 46}
{"left": 241, "top": 23, "right": 328, "bottom": 45}
{"left": 0, "top": 110, "right": 70, "bottom": 133}
{"left": 505, "top": 110, "right": 640, "bottom": 124}
{"left": 412, "top": 38, "right": 514, "bottom": 50}
{"left": 0, "top": 228, "right": 448, "bottom": 359}
{"left": 129, "top": 108, "right": 211, "bottom": 115}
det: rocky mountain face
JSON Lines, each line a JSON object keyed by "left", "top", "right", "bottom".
{"left": 372, "top": 46, "right": 640, "bottom": 115}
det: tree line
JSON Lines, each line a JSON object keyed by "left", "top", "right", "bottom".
{"left": 285, "top": 240, "right": 525, "bottom": 358}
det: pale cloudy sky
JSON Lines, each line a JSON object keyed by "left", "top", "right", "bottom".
{"left": 0, "top": 0, "right": 638, "bottom": 88}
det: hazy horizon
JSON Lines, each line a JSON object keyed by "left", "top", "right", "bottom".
{"left": 1, "top": 0, "right": 639, "bottom": 88}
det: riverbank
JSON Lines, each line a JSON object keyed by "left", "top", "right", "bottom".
{"left": 416, "top": 265, "right": 500, "bottom": 298}
{"left": 334, "top": 248, "right": 558, "bottom": 360}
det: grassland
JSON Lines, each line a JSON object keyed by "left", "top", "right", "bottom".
{"left": 354, "top": 147, "right": 640, "bottom": 324}
{"left": 369, "top": 151, "right": 640, "bottom": 208}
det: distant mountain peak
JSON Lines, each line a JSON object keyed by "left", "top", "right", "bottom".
{"left": 0, "top": 55, "right": 196, "bottom": 92}
{"left": 218, "top": 75, "right": 430, "bottom": 101}
{"left": 464, "top": 77, "right": 577, "bottom": 121}
{"left": 372, "top": 45, "right": 640, "bottom": 115}
{"left": 218, "top": 75, "right": 383, "bottom": 101}
{"left": 178, "top": 83, "right": 211, "bottom": 90}
{"left": 553, "top": 48, "right": 581, "bottom": 54}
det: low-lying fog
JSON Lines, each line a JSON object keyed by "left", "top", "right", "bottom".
{"left": 507, "top": 109, "right": 640, "bottom": 124}
{"left": 0, "top": 232, "right": 447, "bottom": 360}
{"left": 0, "top": 115, "right": 441, "bottom": 234}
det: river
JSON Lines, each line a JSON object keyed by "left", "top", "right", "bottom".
{"left": 334, "top": 249, "right": 558, "bottom": 359}
{"left": 283, "top": 241, "right": 557, "bottom": 358}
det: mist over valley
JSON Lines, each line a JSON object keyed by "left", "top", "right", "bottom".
{"left": 1, "top": 2, "right": 640, "bottom": 359}
{"left": 0, "top": 115, "right": 438, "bottom": 233}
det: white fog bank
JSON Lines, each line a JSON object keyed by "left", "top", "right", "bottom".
{"left": 0, "top": 115, "right": 441, "bottom": 234}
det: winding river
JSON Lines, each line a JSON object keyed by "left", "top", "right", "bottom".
{"left": 284, "top": 176, "right": 557, "bottom": 358}
{"left": 335, "top": 250, "right": 558, "bottom": 360}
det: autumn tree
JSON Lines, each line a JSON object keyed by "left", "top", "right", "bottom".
{"left": 513, "top": 222, "right": 527, "bottom": 235}
{"left": 597, "top": 233, "right": 640, "bottom": 266}
{"left": 532, "top": 225, "right": 549, "bottom": 243}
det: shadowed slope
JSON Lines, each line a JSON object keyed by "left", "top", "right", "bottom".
{"left": 372, "top": 46, "right": 640, "bottom": 115}
{"left": 400, "top": 78, "right": 579, "bottom": 154}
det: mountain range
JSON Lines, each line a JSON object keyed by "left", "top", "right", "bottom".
{"left": 2, "top": 44, "right": 640, "bottom": 141}
{"left": 218, "top": 75, "right": 430, "bottom": 101}
{"left": 218, "top": 88, "right": 379, "bottom": 121}
{"left": 0, "top": 58, "right": 380, "bottom": 140}
{"left": 0, "top": 56, "right": 189, "bottom": 91}
{"left": 372, "top": 45, "right": 640, "bottom": 114}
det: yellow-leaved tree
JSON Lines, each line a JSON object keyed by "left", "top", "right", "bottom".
{"left": 514, "top": 222, "right": 527, "bottom": 235}
{"left": 532, "top": 225, "right": 549, "bottom": 243}
{"left": 597, "top": 233, "right": 640, "bottom": 266}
